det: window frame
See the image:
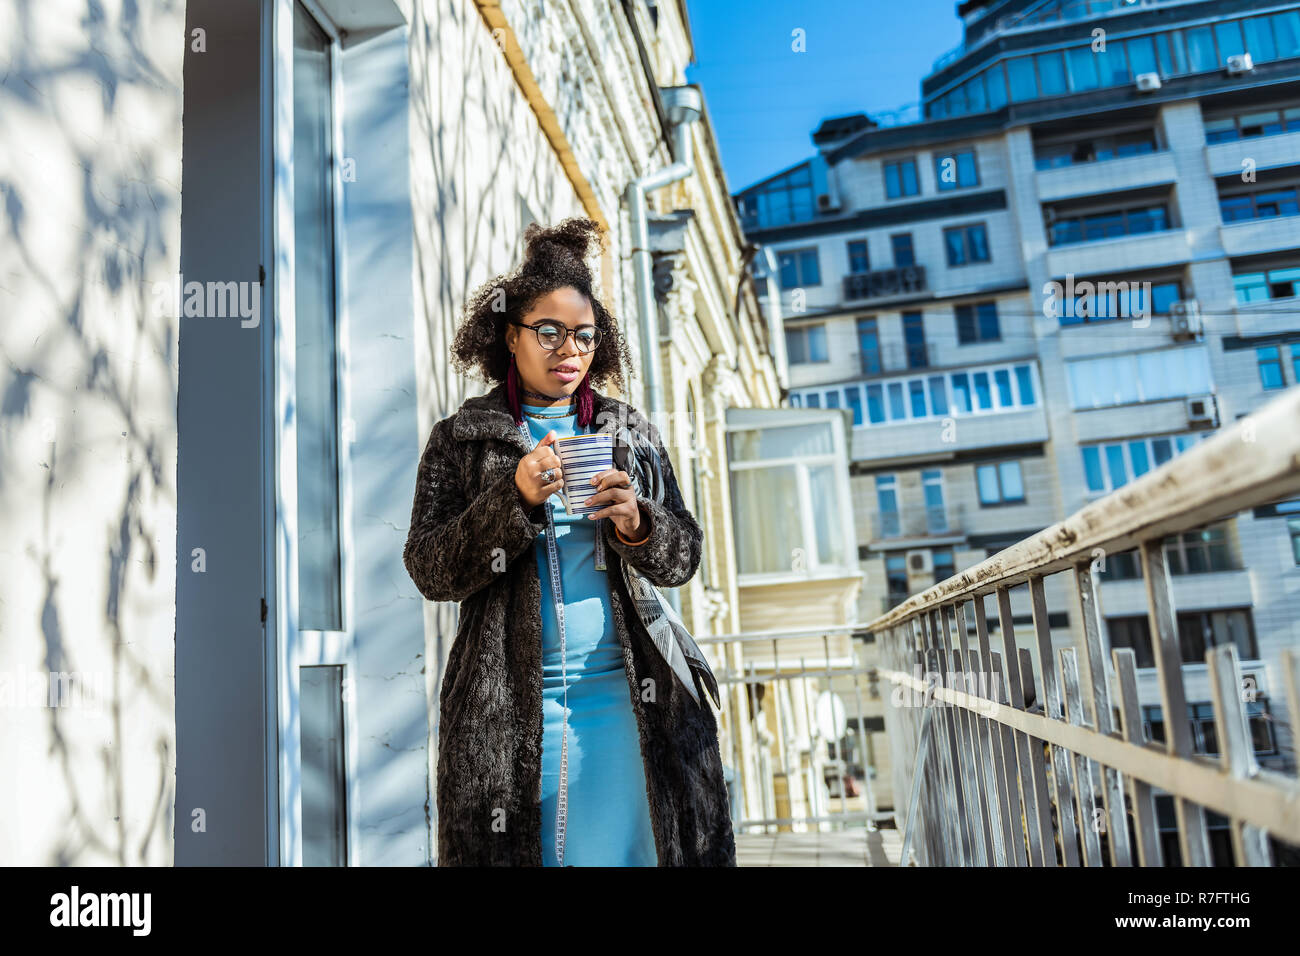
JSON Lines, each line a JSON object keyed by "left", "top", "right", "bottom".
{"left": 883, "top": 156, "right": 920, "bottom": 200}
{"left": 955, "top": 299, "right": 1001, "bottom": 344}
{"left": 777, "top": 246, "right": 822, "bottom": 289}
{"left": 976, "top": 459, "right": 1026, "bottom": 506}
{"left": 943, "top": 222, "right": 991, "bottom": 267}
{"left": 933, "top": 148, "right": 980, "bottom": 192}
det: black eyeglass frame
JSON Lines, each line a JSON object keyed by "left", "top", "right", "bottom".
{"left": 508, "top": 320, "right": 603, "bottom": 353}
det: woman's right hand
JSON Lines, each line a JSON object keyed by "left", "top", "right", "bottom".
{"left": 515, "top": 430, "right": 564, "bottom": 508}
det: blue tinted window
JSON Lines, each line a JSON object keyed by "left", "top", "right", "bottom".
{"left": 1214, "top": 21, "right": 1245, "bottom": 62}
{"left": 1036, "top": 52, "right": 1067, "bottom": 95}
{"left": 994, "top": 369, "right": 1013, "bottom": 406}
{"left": 1129, "top": 441, "right": 1150, "bottom": 477}
{"left": 1082, "top": 446, "right": 1105, "bottom": 492}
{"left": 1067, "top": 46, "right": 1098, "bottom": 90}
{"left": 866, "top": 384, "right": 885, "bottom": 423}
{"left": 965, "top": 73, "right": 988, "bottom": 112}
{"left": 1151, "top": 437, "right": 1172, "bottom": 465}
{"left": 887, "top": 382, "right": 906, "bottom": 419}
{"left": 800, "top": 249, "right": 821, "bottom": 285}
{"left": 1244, "top": 17, "right": 1277, "bottom": 62}
{"left": 1014, "top": 365, "right": 1035, "bottom": 405}
{"left": 1185, "top": 26, "right": 1217, "bottom": 72}
{"left": 1106, "top": 444, "right": 1128, "bottom": 489}
{"left": 928, "top": 376, "right": 948, "bottom": 415}
{"left": 909, "top": 380, "right": 927, "bottom": 417}
{"left": 1007, "top": 57, "right": 1037, "bottom": 102}
{"left": 846, "top": 387, "right": 863, "bottom": 425}
{"left": 1096, "top": 43, "right": 1129, "bottom": 86}
{"left": 986, "top": 64, "right": 1008, "bottom": 109}
{"left": 973, "top": 371, "right": 992, "bottom": 409}
{"left": 1276, "top": 11, "right": 1300, "bottom": 58}
{"left": 1126, "top": 36, "right": 1157, "bottom": 77}
{"left": 1157, "top": 31, "right": 1188, "bottom": 76}
{"left": 951, "top": 374, "right": 972, "bottom": 413}
{"left": 805, "top": 393, "right": 820, "bottom": 408}
{"left": 825, "top": 390, "right": 840, "bottom": 408}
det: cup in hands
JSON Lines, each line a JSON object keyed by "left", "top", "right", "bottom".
{"left": 553, "top": 434, "right": 614, "bottom": 516}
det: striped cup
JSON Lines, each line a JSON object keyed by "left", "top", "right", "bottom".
{"left": 554, "top": 433, "right": 614, "bottom": 516}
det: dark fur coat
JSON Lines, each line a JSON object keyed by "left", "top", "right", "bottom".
{"left": 403, "top": 382, "right": 737, "bottom": 866}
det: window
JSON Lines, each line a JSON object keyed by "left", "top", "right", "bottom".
{"left": 728, "top": 415, "right": 852, "bottom": 576}
{"left": 976, "top": 460, "right": 1025, "bottom": 505}
{"left": 1067, "top": 345, "right": 1212, "bottom": 410}
{"left": 955, "top": 301, "right": 1000, "bottom": 343}
{"left": 1233, "top": 264, "right": 1300, "bottom": 303}
{"left": 1034, "top": 129, "right": 1159, "bottom": 170}
{"left": 739, "top": 163, "right": 816, "bottom": 230}
{"left": 1035, "top": 51, "right": 1067, "bottom": 96}
{"left": 295, "top": 1, "right": 344, "bottom": 633}
{"left": 943, "top": 223, "right": 990, "bottom": 266}
{"left": 902, "top": 312, "right": 928, "bottom": 369}
{"left": 1081, "top": 433, "right": 1210, "bottom": 493}
{"left": 934, "top": 150, "right": 979, "bottom": 191}
{"left": 885, "top": 553, "right": 909, "bottom": 607}
{"left": 1289, "top": 516, "right": 1300, "bottom": 565}
{"left": 1258, "top": 346, "right": 1286, "bottom": 389}
{"left": 1007, "top": 56, "right": 1037, "bottom": 101}
{"left": 847, "top": 239, "right": 870, "bottom": 274}
{"left": 1046, "top": 203, "right": 1169, "bottom": 246}
{"left": 1108, "top": 608, "right": 1258, "bottom": 669}
{"left": 1165, "top": 525, "right": 1232, "bottom": 575}
{"left": 1143, "top": 701, "right": 1274, "bottom": 757}
{"left": 812, "top": 361, "right": 1036, "bottom": 429}
{"left": 1294, "top": 344, "right": 1300, "bottom": 382}
{"left": 778, "top": 247, "right": 821, "bottom": 288}
{"left": 1204, "top": 107, "right": 1300, "bottom": 144}
{"left": 932, "top": 547, "right": 955, "bottom": 585}
{"left": 891, "top": 233, "right": 915, "bottom": 267}
{"left": 857, "top": 317, "right": 881, "bottom": 375}
{"left": 877, "top": 474, "right": 900, "bottom": 538}
{"left": 922, "top": 469, "right": 947, "bottom": 533}
{"left": 1220, "top": 185, "right": 1300, "bottom": 223}
{"left": 785, "top": 324, "right": 828, "bottom": 364}
{"left": 1055, "top": 279, "right": 1182, "bottom": 325}
{"left": 884, "top": 157, "right": 919, "bottom": 199}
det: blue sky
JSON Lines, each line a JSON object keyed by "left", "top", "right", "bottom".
{"left": 683, "top": 0, "right": 963, "bottom": 193}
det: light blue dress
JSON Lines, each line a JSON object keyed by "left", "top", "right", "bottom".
{"left": 522, "top": 402, "right": 658, "bottom": 866}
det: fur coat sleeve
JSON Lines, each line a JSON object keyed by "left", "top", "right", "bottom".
{"left": 402, "top": 417, "right": 546, "bottom": 603}
{"left": 602, "top": 416, "right": 702, "bottom": 589}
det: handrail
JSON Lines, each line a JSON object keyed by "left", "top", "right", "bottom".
{"left": 870, "top": 387, "right": 1300, "bottom": 865}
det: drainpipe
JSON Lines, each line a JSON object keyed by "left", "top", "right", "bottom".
{"left": 626, "top": 85, "right": 702, "bottom": 426}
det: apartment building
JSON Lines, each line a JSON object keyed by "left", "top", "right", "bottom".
{"left": 735, "top": 0, "right": 1300, "bottom": 831}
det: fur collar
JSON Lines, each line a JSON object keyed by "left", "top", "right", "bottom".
{"left": 451, "top": 381, "right": 644, "bottom": 452}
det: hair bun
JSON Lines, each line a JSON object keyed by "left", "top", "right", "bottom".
{"left": 520, "top": 216, "right": 603, "bottom": 280}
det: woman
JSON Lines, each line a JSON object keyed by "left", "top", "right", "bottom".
{"left": 403, "top": 217, "right": 736, "bottom": 866}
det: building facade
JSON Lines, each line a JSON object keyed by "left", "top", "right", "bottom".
{"left": 0, "top": 0, "right": 786, "bottom": 865}
{"left": 735, "top": 0, "right": 1300, "bottom": 824}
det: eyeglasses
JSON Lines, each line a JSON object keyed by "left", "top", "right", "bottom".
{"left": 510, "top": 320, "right": 603, "bottom": 354}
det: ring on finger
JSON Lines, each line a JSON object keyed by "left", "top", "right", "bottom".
{"left": 540, "top": 467, "right": 556, "bottom": 483}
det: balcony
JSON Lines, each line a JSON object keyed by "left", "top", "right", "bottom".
{"left": 866, "top": 388, "right": 1300, "bottom": 866}
{"left": 1044, "top": 229, "right": 1192, "bottom": 281}
{"left": 1220, "top": 215, "right": 1300, "bottom": 259}
{"left": 1206, "top": 130, "right": 1300, "bottom": 179}
{"left": 1035, "top": 151, "right": 1178, "bottom": 205}
{"left": 843, "top": 265, "right": 927, "bottom": 304}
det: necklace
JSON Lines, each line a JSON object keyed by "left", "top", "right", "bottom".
{"left": 522, "top": 386, "right": 571, "bottom": 404}
{"left": 523, "top": 406, "right": 576, "bottom": 418}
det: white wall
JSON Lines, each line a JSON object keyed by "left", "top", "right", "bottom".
{"left": 0, "top": 0, "right": 183, "bottom": 864}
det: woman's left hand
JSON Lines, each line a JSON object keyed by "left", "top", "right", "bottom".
{"left": 583, "top": 469, "right": 648, "bottom": 542}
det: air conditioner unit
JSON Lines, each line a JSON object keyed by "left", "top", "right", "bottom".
{"left": 816, "top": 192, "right": 840, "bottom": 212}
{"left": 1170, "top": 299, "right": 1202, "bottom": 339}
{"left": 907, "top": 549, "right": 933, "bottom": 576}
{"left": 1226, "top": 53, "right": 1255, "bottom": 76}
{"left": 1135, "top": 72, "right": 1162, "bottom": 92}
{"left": 1186, "top": 393, "right": 1218, "bottom": 426}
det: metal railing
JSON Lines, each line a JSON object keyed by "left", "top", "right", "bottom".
{"left": 865, "top": 387, "right": 1300, "bottom": 866}
{"left": 695, "top": 624, "right": 892, "bottom": 834}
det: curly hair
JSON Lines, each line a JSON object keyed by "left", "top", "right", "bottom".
{"left": 450, "top": 216, "right": 633, "bottom": 392}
